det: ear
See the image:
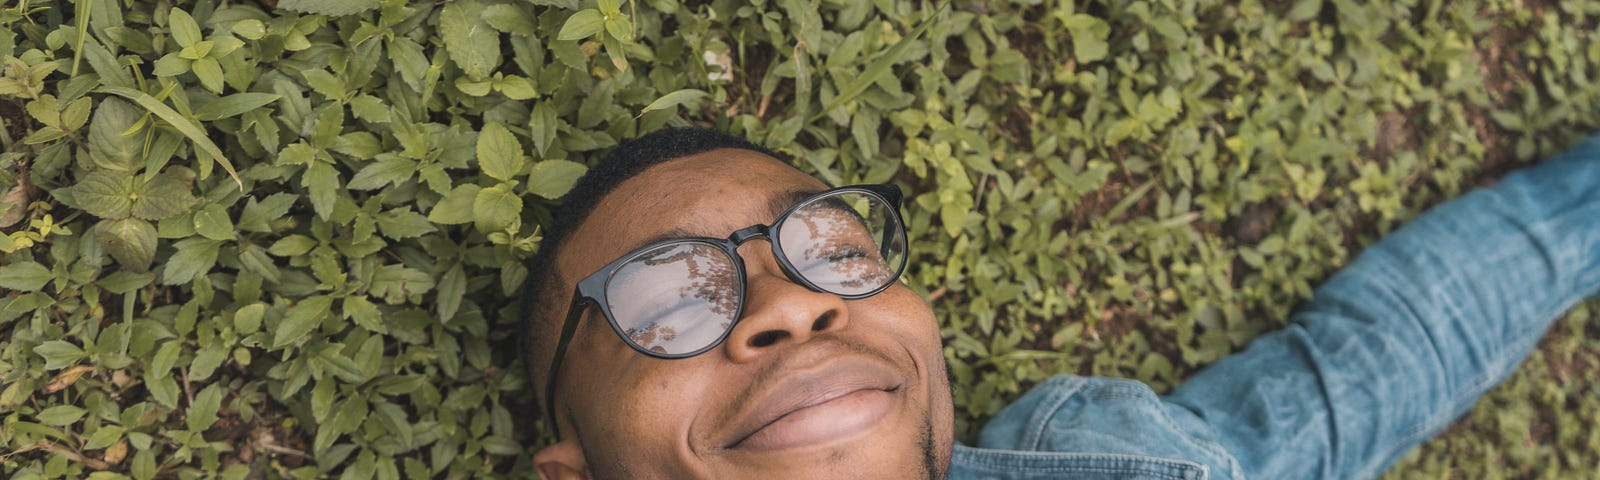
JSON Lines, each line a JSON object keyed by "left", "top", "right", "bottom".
{"left": 534, "top": 439, "right": 590, "bottom": 480}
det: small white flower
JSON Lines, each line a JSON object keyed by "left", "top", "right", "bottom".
{"left": 703, "top": 50, "right": 734, "bottom": 83}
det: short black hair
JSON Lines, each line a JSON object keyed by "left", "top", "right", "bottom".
{"left": 518, "top": 127, "right": 786, "bottom": 411}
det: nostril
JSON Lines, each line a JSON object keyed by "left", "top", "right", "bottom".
{"left": 749, "top": 330, "right": 787, "bottom": 348}
{"left": 810, "top": 311, "right": 836, "bottom": 332}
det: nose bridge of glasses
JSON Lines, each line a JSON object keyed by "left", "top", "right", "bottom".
{"left": 728, "top": 224, "right": 770, "bottom": 246}
{"left": 727, "top": 224, "right": 790, "bottom": 280}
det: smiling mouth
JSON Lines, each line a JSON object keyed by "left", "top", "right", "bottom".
{"left": 729, "top": 384, "right": 901, "bottom": 451}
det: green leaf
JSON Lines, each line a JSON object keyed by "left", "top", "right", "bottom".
{"left": 0, "top": 261, "right": 52, "bottom": 291}
{"left": 375, "top": 208, "right": 436, "bottom": 240}
{"left": 146, "top": 375, "right": 179, "bottom": 409}
{"left": 191, "top": 56, "right": 224, "bottom": 93}
{"left": 61, "top": 98, "right": 91, "bottom": 131}
{"left": 84, "top": 41, "right": 135, "bottom": 89}
{"left": 388, "top": 37, "right": 429, "bottom": 91}
{"left": 192, "top": 203, "right": 235, "bottom": 241}
{"left": 496, "top": 75, "right": 538, "bottom": 100}
{"left": 1062, "top": 14, "right": 1111, "bottom": 62}
{"left": 311, "top": 378, "right": 335, "bottom": 422}
{"left": 195, "top": 92, "right": 280, "bottom": 121}
{"left": 33, "top": 341, "right": 87, "bottom": 369}
{"left": 36, "top": 405, "right": 87, "bottom": 426}
{"left": 238, "top": 193, "right": 297, "bottom": 233}
{"left": 436, "top": 263, "right": 466, "bottom": 322}
{"left": 153, "top": 54, "right": 190, "bottom": 77}
{"left": 639, "top": 88, "right": 707, "bottom": 116}
{"left": 369, "top": 265, "right": 435, "bottom": 304}
{"left": 268, "top": 235, "right": 318, "bottom": 257}
{"left": 347, "top": 157, "right": 416, "bottom": 190}
{"left": 187, "top": 383, "right": 223, "bottom": 431}
{"left": 189, "top": 344, "right": 227, "bottom": 381}
{"left": 87, "top": 97, "right": 144, "bottom": 171}
{"left": 557, "top": 9, "right": 605, "bottom": 40}
{"left": 84, "top": 425, "right": 126, "bottom": 450}
{"left": 343, "top": 295, "right": 387, "bottom": 334}
{"left": 95, "top": 218, "right": 158, "bottom": 272}
{"left": 130, "top": 173, "right": 197, "bottom": 221}
{"left": 97, "top": 87, "right": 243, "bottom": 190}
{"left": 483, "top": 436, "right": 522, "bottom": 456}
{"left": 373, "top": 402, "right": 414, "bottom": 448}
{"left": 456, "top": 77, "right": 493, "bottom": 97}
{"left": 274, "top": 295, "right": 333, "bottom": 349}
{"left": 302, "top": 162, "right": 340, "bottom": 220}
{"left": 231, "top": 19, "right": 267, "bottom": 39}
{"left": 277, "top": 143, "right": 319, "bottom": 166}
{"left": 26, "top": 95, "right": 59, "bottom": 127}
{"left": 168, "top": 8, "right": 202, "bottom": 48}
{"left": 529, "top": 102, "right": 558, "bottom": 156}
{"left": 604, "top": 15, "right": 633, "bottom": 42}
{"left": 355, "top": 335, "right": 384, "bottom": 379}
{"left": 1289, "top": 0, "right": 1325, "bottom": 21}
{"left": 278, "top": 0, "right": 380, "bottom": 16}
{"left": 527, "top": 159, "right": 587, "bottom": 199}
{"left": 477, "top": 122, "right": 525, "bottom": 182}
{"left": 428, "top": 184, "right": 481, "bottom": 225}
{"left": 484, "top": 4, "right": 538, "bottom": 35}
{"left": 318, "top": 347, "right": 365, "bottom": 383}
{"left": 150, "top": 341, "right": 182, "bottom": 378}
{"left": 73, "top": 170, "right": 134, "bottom": 219}
{"left": 302, "top": 69, "right": 346, "bottom": 100}
{"left": 349, "top": 94, "right": 390, "bottom": 123}
{"left": 161, "top": 238, "right": 221, "bottom": 285}
{"left": 812, "top": 5, "right": 942, "bottom": 122}
{"left": 98, "top": 270, "right": 156, "bottom": 294}
{"left": 234, "top": 302, "right": 265, "bottom": 334}
{"left": 472, "top": 184, "right": 522, "bottom": 233}
{"left": 22, "top": 125, "right": 67, "bottom": 144}
{"left": 440, "top": 0, "right": 502, "bottom": 79}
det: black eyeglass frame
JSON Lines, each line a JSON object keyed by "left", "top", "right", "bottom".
{"left": 541, "top": 183, "right": 907, "bottom": 438}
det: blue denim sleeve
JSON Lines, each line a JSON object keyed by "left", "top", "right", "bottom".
{"left": 958, "top": 376, "right": 1230, "bottom": 480}
{"left": 1160, "top": 135, "right": 1600, "bottom": 479}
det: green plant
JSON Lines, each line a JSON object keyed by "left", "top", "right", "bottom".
{"left": 1, "top": 0, "right": 1598, "bottom": 478}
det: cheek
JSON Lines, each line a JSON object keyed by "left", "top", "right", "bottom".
{"left": 574, "top": 356, "right": 715, "bottom": 449}
{"left": 860, "top": 286, "right": 941, "bottom": 345}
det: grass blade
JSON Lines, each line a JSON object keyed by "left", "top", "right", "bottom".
{"left": 97, "top": 86, "right": 243, "bottom": 191}
{"left": 808, "top": 2, "right": 948, "bottom": 123}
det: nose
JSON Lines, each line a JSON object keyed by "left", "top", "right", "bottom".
{"left": 722, "top": 242, "right": 850, "bottom": 363}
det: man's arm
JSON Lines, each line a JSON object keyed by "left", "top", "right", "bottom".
{"left": 1161, "top": 134, "right": 1600, "bottom": 479}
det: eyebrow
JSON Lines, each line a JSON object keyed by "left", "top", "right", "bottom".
{"left": 623, "top": 188, "right": 824, "bottom": 252}
{"left": 768, "top": 188, "right": 824, "bottom": 220}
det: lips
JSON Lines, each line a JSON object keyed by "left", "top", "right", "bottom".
{"left": 722, "top": 356, "right": 904, "bottom": 451}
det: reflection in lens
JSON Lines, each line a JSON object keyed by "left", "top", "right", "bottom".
{"left": 778, "top": 191, "right": 905, "bottom": 296}
{"left": 605, "top": 242, "right": 739, "bottom": 355}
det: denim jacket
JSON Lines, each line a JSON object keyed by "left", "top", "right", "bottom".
{"left": 951, "top": 376, "right": 1226, "bottom": 480}
{"left": 951, "top": 134, "right": 1600, "bottom": 480}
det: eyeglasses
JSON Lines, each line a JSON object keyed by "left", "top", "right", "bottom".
{"left": 542, "top": 184, "right": 909, "bottom": 436}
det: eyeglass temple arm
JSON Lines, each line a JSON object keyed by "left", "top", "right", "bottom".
{"left": 878, "top": 185, "right": 904, "bottom": 259}
{"left": 543, "top": 293, "right": 589, "bottom": 439}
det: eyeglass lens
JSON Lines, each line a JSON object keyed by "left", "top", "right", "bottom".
{"left": 602, "top": 190, "right": 904, "bottom": 355}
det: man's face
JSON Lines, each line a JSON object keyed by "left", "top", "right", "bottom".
{"left": 532, "top": 149, "right": 954, "bottom": 479}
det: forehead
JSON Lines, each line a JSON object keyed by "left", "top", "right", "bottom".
{"left": 557, "top": 148, "right": 828, "bottom": 282}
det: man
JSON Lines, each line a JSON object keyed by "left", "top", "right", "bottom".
{"left": 519, "top": 127, "right": 1600, "bottom": 479}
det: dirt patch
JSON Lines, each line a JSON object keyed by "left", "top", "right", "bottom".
{"left": 1463, "top": 1, "right": 1548, "bottom": 187}
{"left": 227, "top": 399, "right": 313, "bottom": 475}
{"left": 1, "top": 98, "right": 30, "bottom": 142}
{"left": 1368, "top": 111, "right": 1418, "bottom": 163}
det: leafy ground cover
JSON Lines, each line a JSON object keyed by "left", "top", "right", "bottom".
{"left": 1, "top": 0, "right": 1598, "bottom": 478}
